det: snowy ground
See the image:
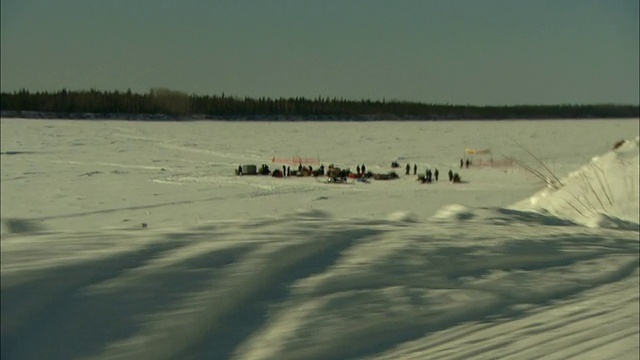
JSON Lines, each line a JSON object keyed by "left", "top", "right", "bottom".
{"left": 1, "top": 118, "right": 638, "bottom": 360}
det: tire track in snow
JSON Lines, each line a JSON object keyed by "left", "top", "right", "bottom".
{"left": 26, "top": 183, "right": 320, "bottom": 223}
{"left": 49, "top": 159, "right": 173, "bottom": 171}
{"left": 159, "top": 142, "right": 265, "bottom": 163}
{"left": 114, "top": 132, "right": 265, "bottom": 164}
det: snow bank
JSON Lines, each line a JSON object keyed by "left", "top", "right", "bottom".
{"left": 512, "top": 138, "right": 639, "bottom": 229}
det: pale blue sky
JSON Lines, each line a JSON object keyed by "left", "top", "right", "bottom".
{"left": 1, "top": 0, "right": 638, "bottom": 105}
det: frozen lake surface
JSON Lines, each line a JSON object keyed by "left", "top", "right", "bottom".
{"left": 1, "top": 118, "right": 638, "bottom": 360}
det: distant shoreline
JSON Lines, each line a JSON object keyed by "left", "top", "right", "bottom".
{"left": 2, "top": 89, "right": 638, "bottom": 121}
{"left": 2, "top": 111, "right": 638, "bottom": 122}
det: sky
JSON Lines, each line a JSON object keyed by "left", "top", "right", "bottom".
{"left": 1, "top": 0, "right": 639, "bottom": 105}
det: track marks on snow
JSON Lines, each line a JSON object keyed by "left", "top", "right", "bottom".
{"left": 2, "top": 214, "right": 638, "bottom": 360}
{"left": 83, "top": 223, "right": 380, "bottom": 360}
{"left": 25, "top": 182, "right": 321, "bottom": 224}
{"left": 231, "top": 223, "right": 639, "bottom": 360}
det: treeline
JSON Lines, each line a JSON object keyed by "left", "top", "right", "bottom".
{"left": 1, "top": 88, "right": 638, "bottom": 120}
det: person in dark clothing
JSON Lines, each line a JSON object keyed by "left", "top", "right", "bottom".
{"left": 238, "top": 165, "right": 243, "bottom": 176}
{"left": 434, "top": 168, "right": 439, "bottom": 181}
{"left": 426, "top": 169, "right": 432, "bottom": 183}
{"left": 405, "top": 164, "right": 411, "bottom": 175}
{"left": 448, "top": 169, "right": 453, "bottom": 182}
{"left": 357, "top": 165, "right": 361, "bottom": 175}
{"left": 413, "top": 164, "right": 417, "bottom": 175}
{"left": 361, "top": 164, "right": 366, "bottom": 174}
{"left": 283, "top": 165, "right": 286, "bottom": 177}
{"left": 465, "top": 159, "right": 470, "bottom": 168}
{"left": 287, "top": 166, "right": 290, "bottom": 176}
{"left": 320, "top": 164, "right": 325, "bottom": 175}
{"left": 460, "top": 159, "right": 464, "bottom": 168}
{"left": 298, "top": 164, "right": 303, "bottom": 172}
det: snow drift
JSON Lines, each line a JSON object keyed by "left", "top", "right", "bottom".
{"left": 512, "top": 137, "right": 639, "bottom": 230}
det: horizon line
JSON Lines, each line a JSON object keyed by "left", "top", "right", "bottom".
{"left": 1, "top": 87, "right": 639, "bottom": 108}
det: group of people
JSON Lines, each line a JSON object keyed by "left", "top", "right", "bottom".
{"left": 405, "top": 163, "right": 414, "bottom": 175}
{"left": 416, "top": 166, "right": 439, "bottom": 183}
{"left": 239, "top": 160, "right": 463, "bottom": 183}
{"left": 279, "top": 163, "right": 326, "bottom": 177}
{"left": 405, "top": 163, "right": 442, "bottom": 178}
{"left": 406, "top": 164, "right": 440, "bottom": 180}
{"left": 406, "top": 162, "right": 461, "bottom": 184}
